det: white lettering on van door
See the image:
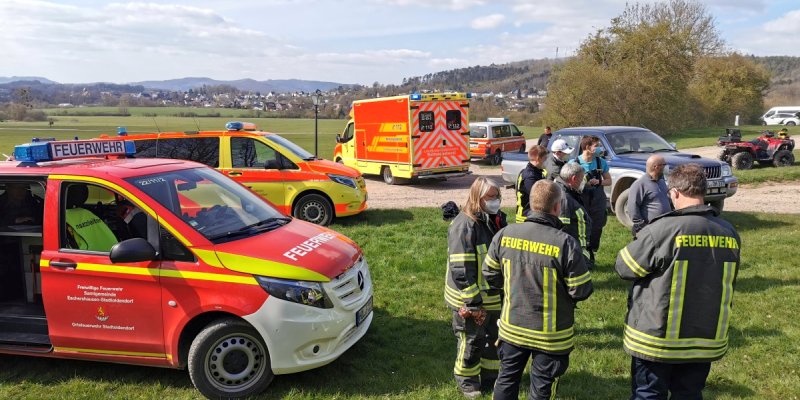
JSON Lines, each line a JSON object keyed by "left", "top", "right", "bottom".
{"left": 282, "top": 232, "right": 337, "bottom": 261}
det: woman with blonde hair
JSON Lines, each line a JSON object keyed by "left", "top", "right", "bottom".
{"left": 444, "top": 176, "right": 507, "bottom": 397}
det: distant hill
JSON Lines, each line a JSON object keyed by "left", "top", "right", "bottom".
{"left": 129, "top": 77, "right": 352, "bottom": 93}
{"left": 0, "top": 76, "right": 57, "bottom": 84}
{"left": 751, "top": 56, "right": 800, "bottom": 106}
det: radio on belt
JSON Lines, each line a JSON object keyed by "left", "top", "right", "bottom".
{"left": 13, "top": 138, "right": 136, "bottom": 163}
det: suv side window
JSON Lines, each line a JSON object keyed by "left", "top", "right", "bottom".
{"left": 231, "top": 137, "right": 281, "bottom": 169}
{"left": 552, "top": 134, "right": 582, "bottom": 154}
{"left": 157, "top": 138, "right": 219, "bottom": 168}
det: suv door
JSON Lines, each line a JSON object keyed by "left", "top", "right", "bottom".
{"left": 222, "top": 137, "right": 287, "bottom": 213}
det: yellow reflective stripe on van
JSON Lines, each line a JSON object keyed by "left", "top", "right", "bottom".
{"left": 214, "top": 252, "right": 329, "bottom": 282}
{"left": 192, "top": 249, "right": 225, "bottom": 268}
{"left": 565, "top": 271, "right": 591, "bottom": 287}
{"left": 620, "top": 246, "right": 648, "bottom": 277}
{"left": 666, "top": 260, "right": 688, "bottom": 339}
{"left": 716, "top": 261, "right": 737, "bottom": 340}
{"left": 56, "top": 346, "right": 169, "bottom": 359}
{"left": 49, "top": 174, "right": 191, "bottom": 247}
{"left": 40, "top": 260, "right": 259, "bottom": 285}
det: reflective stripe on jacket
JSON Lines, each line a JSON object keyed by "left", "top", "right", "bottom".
{"left": 615, "top": 205, "right": 741, "bottom": 363}
{"left": 446, "top": 211, "right": 506, "bottom": 311}
{"left": 483, "top": 212, "right": 593, "bottom": 354}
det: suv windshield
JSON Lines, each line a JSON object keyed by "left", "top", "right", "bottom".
{"left": 606, "top": 130, "right": 674, "bottom": 154}
{"left": 127, "top": 168, "right": 288, "bottom": 243}
{"left": 470, "top": 126, "right": 487, "bottom": 138}
{"left": 263, "top": 134, "right": 315, "bottom": 160}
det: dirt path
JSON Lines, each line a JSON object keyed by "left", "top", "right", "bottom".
{"left": 362, "top": 143, "right": 800, "bottom": 214}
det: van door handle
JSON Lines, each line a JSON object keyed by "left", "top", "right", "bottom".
{"left": 228, "top": 171, "right": 243, "bottom": 177}
{"left": 50, "top": 261, "right": 77, "bottom": 270}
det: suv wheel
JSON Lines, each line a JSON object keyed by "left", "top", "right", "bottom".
{"left": 731, "top": 151, "right": 754, "bottom": 170}
{"left": 614, "top": 188, "right": 633, "bottom": 228}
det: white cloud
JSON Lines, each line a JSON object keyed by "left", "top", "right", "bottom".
{"left": 728, "top": 8, "right": 800, "bottom": 56}
{"left": 471, "top": 14, "right": 506, "bottom": 30}
{"left": 371, "top": 0, "right": 486, "bottom": 10}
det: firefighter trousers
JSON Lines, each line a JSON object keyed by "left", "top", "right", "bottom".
{"left": 493, "top": 340, "right": 569, "bottom": 400}
{"left": 630, "top": 357, "right": 711, "bottom": 400}
{"left": 452, "top": 310, "right": 500, "bottom": 392}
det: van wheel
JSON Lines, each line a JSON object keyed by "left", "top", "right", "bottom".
{"left": 773, "top": 149, "right": 795, "bottom": 167}
{"left": 490, "top": 150, "right": 502, "bottom": 166}
{"left": 382, "top": 166, "right": 396, "bottom": 185}
{"left": 293, "top": 194, "right": 334, "bottom": 226}
{"left": 731, "top": 151, "right": 754, "bottom": 170}
{"left": 188, "top": 319, "right": 273, "bottom": 399}
{"left": 614, "top": 188, "right": 633, "bottom": 229}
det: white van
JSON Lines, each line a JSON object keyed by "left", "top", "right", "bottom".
{"left": 761, "top": 106, "right": 800, "bottom": 125}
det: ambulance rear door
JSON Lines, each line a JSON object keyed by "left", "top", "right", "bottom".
{"left": 353, "top": 97, "right": 411, "bottom": 166}
{"left": 40, "top": 179, "right": 166, "bottom": 359}
{"left": 410, "top": 95, "right": 470, "bottom": 173}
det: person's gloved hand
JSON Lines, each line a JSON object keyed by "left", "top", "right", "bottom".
{"left": 472, "top": 308, "right": 487, "bottom": 326}
{"left": 458, "top": 305, "right": 472, "bottom": 319}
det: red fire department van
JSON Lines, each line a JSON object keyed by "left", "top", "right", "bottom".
{"left": 98, "top": 122, "right": 368, "bottom": 226}
{"left": 468, "top": 118, "right": 527, "bottom": 165}
{"left": 0, "top": 138, "right": 373, "bottom": 398}
{"left": 333, "top": 93, "right": 471, "bottom": 184}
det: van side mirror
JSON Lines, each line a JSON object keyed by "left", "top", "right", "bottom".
{"left": 109, "top": 238, "right": 156, "bottom": 263}
{"left": 335, "top": 136, "right": 342, "bottom": 143}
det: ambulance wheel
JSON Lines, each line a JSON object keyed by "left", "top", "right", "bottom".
{"left": 382, "top": 166, "right": 396, "bottom": 185}
{"left": 614, "top": 188, "right": 633, "bottom": 229}
{"left": 490, "top": 150, "right": 502, "bottom": 166}
{"left": 188, "top": 319, "right": 273, "bottom": 399}
{"left": 293, "top": 193, "right": 334, "bottom": 226}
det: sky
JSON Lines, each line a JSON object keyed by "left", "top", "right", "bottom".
{"left": 1, "top": 0, "right": 799, "bottom": 86}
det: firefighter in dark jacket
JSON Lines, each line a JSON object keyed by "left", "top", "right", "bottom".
{"left": 515, "top": 145, "right": 548, "bottom": 223}
{"left": 543, "top": 139, "right": 575, "bottom": 181}
{"left": 484, "top": 180, "right": 593, "bottom": 400}
{"left": 555, "top": 162, "right": 592, "bottom": 263}
{"left": 445, "top": 176, "right": 507, "bottom": 398}
{"left": 615, "top": 163, "right": 741, "bottom": 400}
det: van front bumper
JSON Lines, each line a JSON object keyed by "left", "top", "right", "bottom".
{"left": 243, "top": 257, "right": 373, "bottom": 374}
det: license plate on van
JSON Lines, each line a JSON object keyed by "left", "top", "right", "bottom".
{"left": 356, "top": 296, "right": 373, "bottom": 327}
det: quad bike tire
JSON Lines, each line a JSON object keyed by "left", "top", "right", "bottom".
{"left": 717, "top": 148, "right": 729, "bottom": 163}
{"left": 731, "top": 151, "right": 754, "bottom": 170}
{"left": 773, "top": 149, "right": 795, "bottom": 167}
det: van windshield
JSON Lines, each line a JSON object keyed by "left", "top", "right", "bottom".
{"left": 263, "top": 134, "right": 315, "bottom": 161}
{"left": 127, "top": 168, "right": 289, "bottom": 243}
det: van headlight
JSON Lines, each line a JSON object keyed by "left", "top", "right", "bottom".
{"left": 328, "top": 174, "right": 357, "bottom": 188}
{"left": 721, "top": 164, "right": 732, "bottom": 177}
{"left": 256, "top": 276, "right": 333, "bottom": 308}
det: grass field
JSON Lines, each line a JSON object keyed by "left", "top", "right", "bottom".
{"left": 0, "top": 208, "right": 796, "bottom": 399}
{"left": 2, "top": 114, "right": 799, "bottom": 185}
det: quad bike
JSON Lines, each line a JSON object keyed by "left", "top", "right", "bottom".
{"left": 717, "top": 128, "right": 795, "bottom": 170}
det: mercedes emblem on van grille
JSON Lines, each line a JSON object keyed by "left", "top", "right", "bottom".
{"left": 357, "top": 271, "right": 364, "bottom": 291}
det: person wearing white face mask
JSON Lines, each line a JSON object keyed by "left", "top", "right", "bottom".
{"left": 544, "top": 138, "right": 575, "bottom": 181}
{"left": 445, "top": 177, "right": 507, "bottom": 398}
{"left": 555, "top": 162, "right": 593, "bottom": 265}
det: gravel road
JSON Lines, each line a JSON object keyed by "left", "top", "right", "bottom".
{"left": 362, "top": 144, "right": 800, "bottom": 214}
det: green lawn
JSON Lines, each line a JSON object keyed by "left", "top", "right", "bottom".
{"left": 0, "top": 208, "right": 796, "bottom": 399}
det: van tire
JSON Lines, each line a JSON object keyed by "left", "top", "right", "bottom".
{"left": 490, "top": 150, "right": 502, "bottom": 166}
{"left": 293, "top": 193, "right": 334, "bottom": 226}
{"left": 382, "top": 166, "right": 395, "bottom": 185}
{"left": 614, "top": 188, "right": 633, "bottom": 229}
{"left": 188, "top": 318, "right": 273, "bottom": 399}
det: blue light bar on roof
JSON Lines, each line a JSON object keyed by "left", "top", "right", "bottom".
{"left": 410, "top": 93, "right": 422, "bottom": 101}
{"left": 226, "top": 121, "right": 244, "bottom": 131}
{"left": 117, "top": 126, "right": 128, "bottom": 136}
{"left": 466, "top": 92, "right": 473, "bottom": 99}
{"left": 13, "top": 139, "right": 136, "bottom": 163}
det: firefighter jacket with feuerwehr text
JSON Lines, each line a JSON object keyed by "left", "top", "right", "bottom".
{"left": 483, "top": 212, "right": 593, "bottom": 354}
{"left": 615, "top": 204, "right": 741, "bottom": 363}
{"left": 445, "top": 211, "right": 506, "bottom": 311}
{"left": 555, "top": 178, "right": 592, "bottom": 261}
{"left": 515, "top": 163, "right": 547, "bottom": 223}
